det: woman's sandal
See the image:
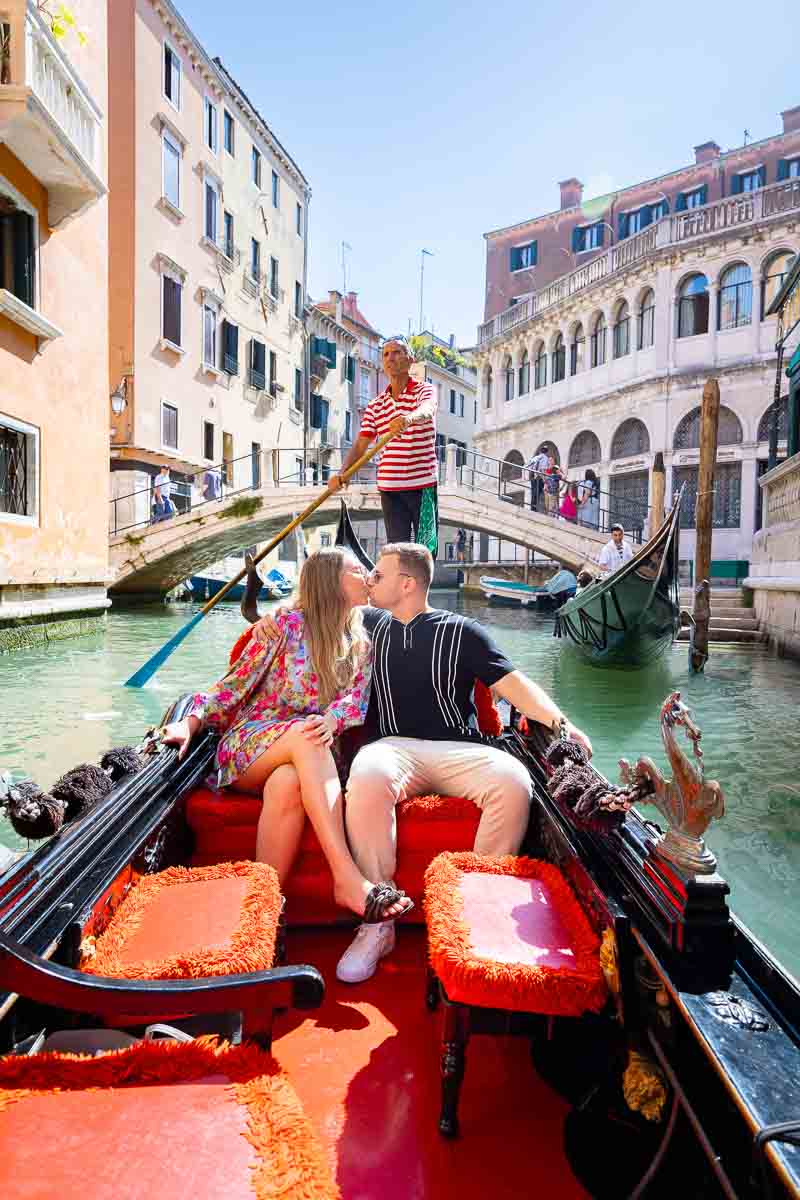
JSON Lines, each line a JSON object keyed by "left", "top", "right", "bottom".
{"left": 363, "top": 882, "right": 414, "bottom": 924}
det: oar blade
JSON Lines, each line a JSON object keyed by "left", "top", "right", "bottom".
{"left": 124, "top": 610, "right": 206, "bottom": 688}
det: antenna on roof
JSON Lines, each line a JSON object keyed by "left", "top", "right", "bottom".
{"left": 743, "top": 129, "right": 750, "bottom": 145}
{"left": 341, "top": 241, "right": 352, "bottom": 294}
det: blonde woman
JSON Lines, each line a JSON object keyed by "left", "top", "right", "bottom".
{"left": 162, "top": 547, "right": 412, "bottom": 923}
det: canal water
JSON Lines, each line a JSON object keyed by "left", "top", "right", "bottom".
{"left": 1, "top": 594, "right": 799, "bottom": 978}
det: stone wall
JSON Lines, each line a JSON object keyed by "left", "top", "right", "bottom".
{"left": 745, "top": 451, "right": 800, "bottom": 659}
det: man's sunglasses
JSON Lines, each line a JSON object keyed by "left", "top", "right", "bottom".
{"left": 369, "top": 569, "right": 413, "bottom": 583}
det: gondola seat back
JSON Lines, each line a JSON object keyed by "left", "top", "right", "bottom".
{"left": 185, "top": 789, "right": 482, "bottom": 925}
{"left": 0, "top": 1038, "right": 340, "bottom": 1199}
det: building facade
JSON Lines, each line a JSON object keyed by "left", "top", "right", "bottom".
{"left": 475, "top": 107, "right": 800, "bottom": 574}
{"left": 1, "top": 0, "right": 109, "bottom": 648}
{"left": 107, "top": 0, "right": 311, "bottom": 530}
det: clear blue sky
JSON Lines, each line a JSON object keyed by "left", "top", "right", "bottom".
{"left": 187, "top": 0, "right": 796, "bottom": 346}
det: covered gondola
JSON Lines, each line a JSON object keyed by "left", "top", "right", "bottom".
{"left": 555, "top": 491, "right": 684, "bottom": 668}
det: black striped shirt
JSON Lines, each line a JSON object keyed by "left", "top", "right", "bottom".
{"left": 362, "top": 608, "right": 514, "bottom": 743}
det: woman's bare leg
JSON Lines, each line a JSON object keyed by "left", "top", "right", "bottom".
{"left": 249, "top": 764, "right": 305, "bottom": 885}
{"left": 234, "top": 725, "right": 408, "bottom": 918}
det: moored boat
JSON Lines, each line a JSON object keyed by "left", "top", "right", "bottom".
{"left": 555, "top": 493, "right": 683, "bottom": 668}
{"left": 191, "top": 571, "right": 284, "bottom": 603}
{"left": 480, "top": 568, "right": 578, "bottom": 609}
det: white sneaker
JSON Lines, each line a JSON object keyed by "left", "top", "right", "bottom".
{"left": 336, "top": 921, "right": 396, "bottom": 984}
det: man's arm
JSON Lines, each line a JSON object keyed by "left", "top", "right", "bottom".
{"left": 328, "top": 433, "right": 372, "bottom": 491}
{"left": 493, "top": 670, "right": 592, "bottom": 758}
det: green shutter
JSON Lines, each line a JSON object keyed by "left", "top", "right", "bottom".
{"left": 676, "top": 192, "right": 687, "bottom": 211}
{"left": 571, "top": 227, "right": 582, "bottom": 252}
{"left": 11, "top": 212, "right": 35, "bottom": 307}
{"left": 699, "top": 184, "right": 708, "bottom": 205}
{"left": 758, "top": 165, "right": 766, "bottom": 188}
{"left": 531, "top": 240, "right": 538, "bottom": 265}
{"left": 618, "top": 213, "right": 628, "bottom": 240}
{"left": 596, "top": 223, "right": 604, "bottom": 247}
{"left": 730, "top": 173, "right": 742, "bottom": 195}
{"left": 326, "top": 340, "right": 337, "bottom": 367}
{"left": 510, "top": 246, "right": 521, "bottom": 270}
{"left": 778, "top": 159, "right": 789, "bottom": 181}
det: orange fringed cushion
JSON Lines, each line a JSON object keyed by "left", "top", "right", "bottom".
{"left": 0, "top": 1037, "right": 340, "bottom": 1200}
{"left": 424, "top": 852, "right": 607, "bottom": 1016}
{"left": 84, "top": 861, "right": 281, "bottom": 981}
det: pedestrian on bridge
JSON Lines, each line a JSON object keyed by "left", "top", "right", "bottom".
{"left": 525, "top": 445, "right": 549, "bottom": 512}
{"left": 329, "top": 336, "right": 438, "bottom": 555}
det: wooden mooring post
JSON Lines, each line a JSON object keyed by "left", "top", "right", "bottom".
{"left": 690, "top": 378, "right": 720, "bottom": 673}
{"left": 650, "top": 451, "right": 666, "bottom": 536}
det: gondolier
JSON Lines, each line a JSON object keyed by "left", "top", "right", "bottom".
{"left": 329, "top": 336, "right": 439, "bottom": 555}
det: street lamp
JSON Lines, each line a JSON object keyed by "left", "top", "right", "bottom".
{"left": 110, "top": 379, "right": 127, "bottom": 416}
{"left": 419, "top": 248, "right": 434, "bottom": 334}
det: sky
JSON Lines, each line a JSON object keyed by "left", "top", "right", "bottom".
{"left": 186, "top": 0, "right": 797, "bottom": 347}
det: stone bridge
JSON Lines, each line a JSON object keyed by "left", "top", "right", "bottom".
{"left": 108, "top": 483, "right": 608, "bottom": 599}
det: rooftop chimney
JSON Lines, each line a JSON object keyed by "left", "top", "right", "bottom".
{"left": 559, "top": 178, "right": 583, "bottom": 210}
{"left": 781, "top": 105, "right": 800, "bottom": 134}
{"left": 694, "top": 141, "right": 720, "bottom": 164}
{"left": 328, "top": 289, "right": 343, "bottom": 322}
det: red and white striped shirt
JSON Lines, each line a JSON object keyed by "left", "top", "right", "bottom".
{"left": 359, "top": 378, "right": 438, "bottom": 492}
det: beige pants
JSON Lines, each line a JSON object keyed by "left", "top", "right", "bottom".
{"left": 344, "top": 737, "right": 533, "bottom": 884}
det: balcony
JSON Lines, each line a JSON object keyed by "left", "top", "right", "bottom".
{"left": 0, "top": 0, "right": 105, "bottom": 227}
{"left": 478, "top": 179, "right": 800, "bottom": 348}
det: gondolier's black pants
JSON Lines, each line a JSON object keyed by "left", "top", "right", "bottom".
{"left": 379, "top": 486, "right": 429, "bottom": 543}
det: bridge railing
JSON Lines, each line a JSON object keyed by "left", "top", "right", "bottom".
{"left": 449, "top": 446, "right": 649, "bottom": 543}
{"left": 109, "top": 443, "right": 650, "bottom": 544}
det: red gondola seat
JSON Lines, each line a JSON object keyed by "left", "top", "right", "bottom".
{"left": 423, "top": 851, "right": 608, "bottom": 1137}
{"left": 0, "top": 1037, "right": 340, "bottom": 1199}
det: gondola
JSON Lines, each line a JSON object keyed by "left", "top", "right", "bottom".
{"left": 555, "top": 492, "right": 684, "bottom": 668}
{"left": 1, "top": 506, "right": 798, "bottom": 1199}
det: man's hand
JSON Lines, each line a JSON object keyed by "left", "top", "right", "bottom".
{"left": 328, "top": 472, "right": 346, "bottom": 492}
{"left": 301, "top": 712, "right": 337, "bottom": 747}
{"left": 161, "top": 715, "right": 201, "bottom": 760}
{"left": 564, "top": 720, "right": 592, "bottom": 759}
{"left": 252, "top": 609, "right": 290, "bottom": 643}
{"left": 388, "top": 415, "right": 409, "bottom": 437}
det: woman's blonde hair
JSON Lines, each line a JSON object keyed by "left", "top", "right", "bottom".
{"left": 293, "top": 547, "right": 369, "bottom": 707}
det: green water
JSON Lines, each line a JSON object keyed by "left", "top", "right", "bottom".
{"left": 2, "top": 595, "right": 799, "bottom": 977}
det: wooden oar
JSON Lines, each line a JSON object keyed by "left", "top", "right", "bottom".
{"left": 124, "top": 431, "right": 394, "bottom": 687}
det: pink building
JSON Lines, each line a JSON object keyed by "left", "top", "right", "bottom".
{"left": 483, "top": 107, "right": 800, "bottom": 326}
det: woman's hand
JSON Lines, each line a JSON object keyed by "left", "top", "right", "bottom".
{"left": 252, "top": 607, "right": 290, "bottom": 644}
{"left": 301, "top": 713, "right": 337, "bottom": 747}
{"left": 161, "top": 715, "right": 201, "bottom": 760}
{"left": 565, "top": 720, "right": 592, "bottom": 759}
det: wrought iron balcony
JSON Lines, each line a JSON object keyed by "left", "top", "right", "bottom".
{"left": 478, "top": 179, "right": 800, "bottom": 348}
{"left": 0, "top": 0, "right": 105, "bottom": 226}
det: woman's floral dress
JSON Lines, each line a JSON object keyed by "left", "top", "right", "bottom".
{"left": 189, "top": 610, "right": 372, "bottom": 792}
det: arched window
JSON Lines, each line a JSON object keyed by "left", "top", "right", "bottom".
{"left": 503, "top": 354, "right": 514, "bottom": 402}
{"left": 590, "top": 313, "right": 606, "bottom": 367}
{"left": 673, "top": 404, "right": 743, "bottom": 450}
{"left": 518, "top": 349, "right": 530, "bottom": 396}
{"left": 613, "top": 300, "right": 630, "bottom": 358}
{"left": 677, "top": 274, "right": 709, "bottom": 338}
{"left": 568, "top": 430, "right": 601, "bottom": 468}
{"left": 611, "top": 418, "right": 650, "bottom": 459}
{"left": 761, "top": 251, "right": 795, "bottom": 317}
{"left": 552, "top": 333, "right": 566, "bottom": 383}
{"left": 501, "top": 449, "right": 525, "bottom": 482}
{"left": 757, "top": 396, "right": 789, "bottom": 443}
{"left": 483, "top": 365, "right": 492, "bottom": 409}
{"left": 718, "top": 263, "right": 752, "bottom": 330}
{"left": 534, "top": 342, "right": 547, "bottom": 389}
{"left": 637, "top": 289, "right": 655, "bottom": 349}
{"left": 538, "top": 440, "right": 560, "bottom": 464}
{"left": 570, "top": 324, "right": 585, "bottom": 375}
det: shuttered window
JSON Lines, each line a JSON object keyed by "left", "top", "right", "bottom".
{"left": 204, "top": 98, "right": 218, "bottom": 153}
{"left": 269, "top": 256, "right": 278, "bottom": 298}
{"left": 202, "top": 302, "right": 217, "bottom": 366}
{"left": 205, "top": 181, "right": 218, "bottom": 242}
{"left": 249, "top": 338, "right": 266, "bottom": 390}
{"left": 164, "top": 43, "right": 181, "bottom": 109}
{"left": 221, "top": 320, "right": 239, "bottom": 375}
{"left": 161, "top": 402, "right": 178, "bottom": 449}
{"left": 509, "top": 241, "right": 537, "bottom": 271}
{"left": 295, "top": 280, "right": 302, "bottom": 317}
{"left": 203, "top": 420, "right": 215, "bottom": 460}
{"left": 162, "top": 275, "right": 181, "bottom": 346}
{"left": 0, "top": 207, "right": 36, "bottom": 308}
{"left": 162, "top": 132, "right": 180, "bottom": 208}
{"left": 271, "top": 169, "right": 280, "bottom": 208}
{"left": 252, "top": 146, "right": 262, "bottom": 187}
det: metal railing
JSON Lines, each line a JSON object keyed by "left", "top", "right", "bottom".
{"left": 478, "top": 178, "right": 800, "bottom": 347}
{"left": 109, "top": 443, "right": 649, "bottom": 542}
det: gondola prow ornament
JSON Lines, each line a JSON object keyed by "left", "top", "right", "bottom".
{"left": 619, "top": 691, "right": 724, "bottom": 876}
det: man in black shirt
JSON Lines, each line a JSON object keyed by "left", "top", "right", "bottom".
{"left": 337, "top": 542, "right": 592, "bottom": 983}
